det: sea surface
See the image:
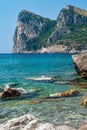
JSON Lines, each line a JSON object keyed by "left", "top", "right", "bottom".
{"left": 0, "top": 53, "right": 87, "bottom": 127}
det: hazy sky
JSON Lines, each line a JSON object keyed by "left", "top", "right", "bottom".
{"left": 0, "top": 0, "right": 87, "bottom": 53}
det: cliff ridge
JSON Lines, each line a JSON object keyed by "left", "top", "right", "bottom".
{"left": 13, "top": 5, "right": 87, "bottom": 53}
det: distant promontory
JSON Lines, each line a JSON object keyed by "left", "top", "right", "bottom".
{"left": 13, "top": 5, "right": 87, "bottom": 53}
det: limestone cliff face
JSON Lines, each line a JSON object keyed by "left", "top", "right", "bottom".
{"left": 47, "top": 5, "right": 87, "bottom": 44}
{"left": 13, "top": 5, "right": 87, "bottom": 53}
{"left": 13, "top": 10, "right": 56, "bottom": 53}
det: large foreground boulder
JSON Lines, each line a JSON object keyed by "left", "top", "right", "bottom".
{"left": 0, "top": 114, "right": 76, "bottom": 130}
{"left": 0, "top": 88, "right": 21, "bottom": 99}
{"left": 0, "top": 114, "right": 57, "bottom": 130}
{"left": 72, "top": 52, "right": 87, "bottom": 79}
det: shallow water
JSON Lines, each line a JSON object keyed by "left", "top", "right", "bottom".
{"left": 0, "top": 53, "right": 87, "bottom": 127}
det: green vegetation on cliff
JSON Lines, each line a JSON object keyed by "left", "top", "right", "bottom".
{"left": 55, "top": 25, "right": 87, "bottom": 50}
{"left": 13, "top": 5, "right": 87, "bottom": 53}
{"left": 26, "top": 21, "right": 56, "bottom": 50}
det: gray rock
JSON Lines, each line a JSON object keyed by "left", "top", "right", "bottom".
{"left": 56, "top": 125, "right": 76, "bottom": 130}
{"left": 72, "top": 52, "right": 87, "bottom": 79}
{"left": 0, "top": 114, "right": 57, "bottom": 130}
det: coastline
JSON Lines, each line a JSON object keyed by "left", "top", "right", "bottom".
{"left": 13, "top": 45, "right": 81, "bottom": 54}
{"left": 0, "top": 53, "right": 87, "bottom": 129}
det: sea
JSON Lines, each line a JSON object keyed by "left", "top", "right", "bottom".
{"left": 0, "top": 53, "right": 87, "bottom": 127}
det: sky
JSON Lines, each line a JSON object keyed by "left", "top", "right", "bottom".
{"left": 0, "top": 0, "right": 87, "bottom": 53}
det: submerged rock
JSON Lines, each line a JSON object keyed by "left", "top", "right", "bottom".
{"left": 26, "top": 75, "right": 56, "bottom": 83}
{"left": 0, "top": 88, "right": 21, "bottom": 99}
{"left": 29, "top": 98, "right": 62, "bottom": 104}
{"left": 72, "top": 52, "right": 87, "bottom": 79}
{"left": 26, "top": 75, "right": 52, "bottom": 81}
{"left": 80, "top": 93, "right": 87, "bottom": 106}
{"left": 50, "top": 90, "right": 79, "bottom": 98}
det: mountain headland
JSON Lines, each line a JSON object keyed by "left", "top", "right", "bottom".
{"left": 13, "top": 5, "right": 87, "bottom": 53}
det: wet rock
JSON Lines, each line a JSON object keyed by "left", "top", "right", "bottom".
{"left": 72, "top": 52, "right": 87, "bottom": 79}
{"left": 78, "top": 124, "right": 87, "bottom": 130}
{"left": 70, "top": 78, "right": 87, "bottom": 88}
{"left": 26, "top": 75, "right": 54, "bottom": 83}
{"left": 0, "top": 114, "right": 58, "bottom": 130}
{"left": 29, "top": 98, "right": 62, "bottom": 104}
{"left": 56, "top": 125, "right": 76, "bottom": 130}
{"left": 29, "top": 100, "right": 42, "bottom": 104}
{"left": 50, "top": 90, "right": 79, "bottom": 98}
{"left": 80, "top": 93, "right": 87, "bottom": 106}
{"left": 0, "top": 88, "right": 21, "bottom": 99}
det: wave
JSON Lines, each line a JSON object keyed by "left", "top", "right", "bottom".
{"left": 4, "top": 83, "right": 41, "bottom": 94}
{"left": 4, "top": 84, "right": 10, "bottom": 91}
{"left": 26, "top": 75, "right": 52, "bottom": 81}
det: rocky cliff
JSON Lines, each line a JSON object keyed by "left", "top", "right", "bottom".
{"left": 13, "top": 10, "right": 56, "bottom": 53}
{"left": 13, "top": 5, "right": 87, "bottom": 53}
{"left": 47, "top": 5, "right": 87, "bottom": 49}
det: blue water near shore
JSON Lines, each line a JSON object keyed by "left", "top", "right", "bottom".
{"left": 0, "top": 53, "right": 87, "bottom": 127}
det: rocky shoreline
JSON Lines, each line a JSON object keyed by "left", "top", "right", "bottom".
{"left": 1, "top": 52, "right": 87, "bottom": 130}
{"left": 17, "top": 45, "right": 80, "bottom": 54}
{"left": 0, "top": 86, "right": 87, "bottom": 130}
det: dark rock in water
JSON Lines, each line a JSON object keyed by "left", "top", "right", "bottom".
{"left": 50, "top": 90, "right": 79, "bottom": 98}
{"left": 72, "top": 52, "right": 87, "bottom": 79}
{"left": 0, "top": 87, "right": 40, "bottom": 100}
{"left": 80, "top": 93, "right": 87, "bottom": 106}
{"left": 0, "top": 88, "right": 21, "bottom": 99}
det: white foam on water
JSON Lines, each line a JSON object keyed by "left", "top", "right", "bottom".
{"left": 4, "top": 84, "right": 10, "bottom": 91}
{"left": 16, "top": 87, "right": 27, "bottom": 93}
{"left": 26, "top": 75, "right": 52, "bottom": 81}
{"left": 4, "top": 84, "right": 27, "bottom": 94}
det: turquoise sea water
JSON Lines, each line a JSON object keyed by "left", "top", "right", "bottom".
{"left": 0, "top": 53, "right": 87, "bottom": 127}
